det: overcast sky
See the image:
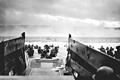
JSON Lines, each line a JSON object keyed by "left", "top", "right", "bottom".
{"left": 0, "top": 0, "right": 120, "bottom": 37}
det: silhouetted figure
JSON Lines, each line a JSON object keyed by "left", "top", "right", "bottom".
{"left": 106, "top": 47, "right": 109, "bottom": 51}
{"left": 50, "top": 49, "right": 56, "bottom": 57}
{"left": 25, "top": 45, "right": 28, "bottom": 51}
{"left": 92, "top": 66, "right": 120, "bottom": 80}
{"left": 31, "top": 45, "right": 34, "bottom": 48}
{"left": 99, "top": 46, "right": 106, "bottom": 53}
{"left": 114, "top": 46, "right": 120, "bottom": 59}
{"left": 44, "top": 45, "right": 50, "bottom": 53}
{"left": 50, "top": 46, "right": 59, "bottom": 57}
{"left": 107, "top": 47, "right": 114, "bottom": 57}
{"left": 106, "top": 46, "right": 109, "bottom": 54}
{"left": 41, "top": 49, "right": 47, "bottom": 58}
{"left": 66, "top": 53, "right": 71, "bottom": 68}
{"left": 69, "top": 34, "right": 71, "bottom": 38}
{"left": 21, "top": 32, "right": 25, "bottom": 38}
{"left": 40, "top": 45, "right": 50, "bottom": 58}
{"left": 38, "top": 47, "right": 42, "bottom": 54}
{"left": 55, "top": 46, "right": 59, "bottom": 54}
{"left": 34, "top": 45, "right": 39, "bottom": 49}
{"left": 27, "top": 47, "right": 34, "bottom": 57}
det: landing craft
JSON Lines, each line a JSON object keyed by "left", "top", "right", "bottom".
{"left": 66, "top": 34, "right": 120, "bottom": 80}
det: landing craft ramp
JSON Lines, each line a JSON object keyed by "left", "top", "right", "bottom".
{"left": 66, "top": 35, "right": 120, "bottom": 80}
{"left": 0, "top": 56, "right": 74, "bottom": 80}
{"left": 0, "top": 33, "right": 74, "bottom": 80}
{"left": 22, "top": 56, "right": 74, "bottom": 80}
{"left": 0, "top": 76, "right": 73, "bottom": 80}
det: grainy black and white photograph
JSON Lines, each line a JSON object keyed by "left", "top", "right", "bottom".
{"left": 0, "top": 0, "right": 120, "bottom": 80}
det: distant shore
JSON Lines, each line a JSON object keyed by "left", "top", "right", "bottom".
{"left": 0, "top": 36, "right": 120, "bottom": 43}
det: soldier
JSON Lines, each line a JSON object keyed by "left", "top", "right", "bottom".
{"left": 114, "top": 46, "right": 120, "bottom": 59}
{"left": 38, "top": 47, "right": 42, "bottom": 54}
{"left": 34, "top": 45, "right": 39, "bottom": 49}
{"left": 41, "top": 49, "right": 47, "bottom": 58}
{"left": 99, "top": 46, "right": 106, "bottom": 53}
{"left": 27, "top": 47, "right": 34, "bottom": 57}
{"left": 50, "top": 48, "right": 56, "bottom": 57}
{"left": 106, "top": 47, "right": 109, "bottom": 54}
{"left": 109, "top": 47, "right": 114, "bottom": 57}
{"left": 55, "top": 46, "right": 59, "bottom": 53}
{"left": 92, "top": 66, "right": 120, "bottom": 80}
{"left": 66, "top": 53, "right": 71, "bottom": 67}
{"left": 44, "top": 44, "right": 50, "bottom": 53}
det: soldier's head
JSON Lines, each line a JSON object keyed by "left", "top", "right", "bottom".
{"left": 93, "top": 66, "right": 119, "bottom": 80}
{"left": 116, "top": 46, "right": 120, "bottom": 51}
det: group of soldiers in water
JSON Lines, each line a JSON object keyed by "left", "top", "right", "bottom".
{"left": 98, "top": 45, "right": 120, "bottom": 59}
{"left": 89, "top": 45, "right": 120, "bottom": 59}
{"left": 25, "top": 44, "right": 59, "bottom": 59}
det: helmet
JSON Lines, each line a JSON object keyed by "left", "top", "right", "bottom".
{"left": 93, "top": 66, "right": 119, "bottom": 80}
